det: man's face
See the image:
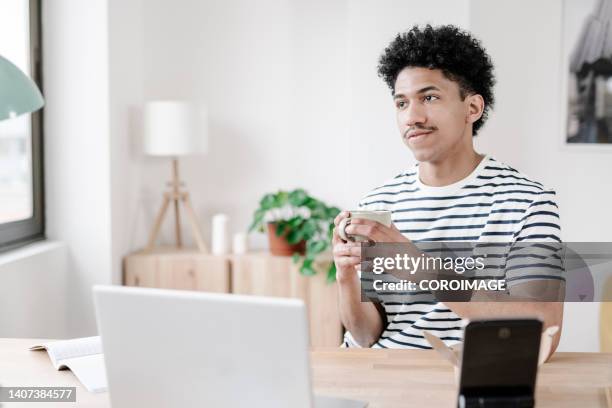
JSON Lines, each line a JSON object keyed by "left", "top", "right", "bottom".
{"left": 393, "top": 67, "right": 473, "bottom": 163}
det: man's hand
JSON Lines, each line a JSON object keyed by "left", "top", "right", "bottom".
{"left": 344, "top": 217, "right": 410, "bottom": 243}
{"left": 332, "top": 211, "right": 409, "bottom": 283}
{"left": 332, "top": 211, "right": 388, "bottom": 346}
{"left": 332, "top": 211, "right": 362, "bottom": 283}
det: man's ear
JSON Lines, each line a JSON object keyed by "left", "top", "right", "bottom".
{"left": 466, "top": 94, "right": 485, "bottom": 125}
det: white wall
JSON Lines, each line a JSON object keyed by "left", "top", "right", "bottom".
{"left": 108, "top": 0, "right": 145, "bottom": 286}
{"left": 136, "top": 0, "right": 315, "bottom": 251}
{"left": 42, "top": 0, "right": 150, "bottom": 337}
{"left": 34, "top": 0, "right": 145, "bottom": 339}
{"left": 133, "top": 0, "right": 470, "bottom": 248}
{"left": 470, "top": 0, "right": 612, "bottom": 240}
{"left": 43, "top": 0, "right": 113, "bottom": 337}
{"left": 345, "top": 0, "right": 469, "bottom": 193}
{"left": 0, "top": 242, "right": 67, "bottom": 338}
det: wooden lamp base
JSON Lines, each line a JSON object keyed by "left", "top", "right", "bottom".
{"left": 145, "top": 158, "right": 208, "bottom": 253}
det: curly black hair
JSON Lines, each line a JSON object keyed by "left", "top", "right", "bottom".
{"left": 378, "top": 24, "right": 495, "bottom": 136}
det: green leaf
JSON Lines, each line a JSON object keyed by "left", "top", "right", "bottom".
{"left": 312, "top": 206, "right": 330, "bottom": 219}
{"left": 274, "top": 222, "right": 287, "bottom": 237}
{"left": 303, "top": 197, "right": 316, "bottom": 209}
{"left": 307, "top": 240, "right": 327, "bottom": 255}
{"left": 260, "top": 193, "right": 276, "bottom": 210}
{"left": 326, "top": 263, "right": 337, "bottom": 283}
{"left": 292, "top": 253, "right": 301, "bottom": 264}
{"left": 286, "top": 229, "right": 303, "bottom": 244}
{"left": 275, "top": 191, "right": 289, "bottom": 207}
{"left": 289, "top": 217, "right": 303, "bottom": 229}
{"left": 288, "top": 189, "right": 308, "bottom": 206}
{"left": 302, "top": 219, "right": 317, "bottom": 239}
{"left": 326, "top": 206, "right": 341, "bottom": 218}
{"left": 248, "top": 209, "right": 264, "bottom": 232}
{"left": 300, "top": 259, "right": 316, "bottom": 276}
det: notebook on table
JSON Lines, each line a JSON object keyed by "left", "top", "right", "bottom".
{"left": 29, "top": 336, "right": 107, "bottom": 393}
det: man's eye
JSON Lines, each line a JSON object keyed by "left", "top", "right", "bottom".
{"left": 424, "top": 95, "right": 439, "bottom": 102}
{"left": 396, "top": 101, "right": 406, "bottom": 109}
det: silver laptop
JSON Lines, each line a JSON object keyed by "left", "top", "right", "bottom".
{"left": 93, "top": 285, "right": 366, "bottom": 408}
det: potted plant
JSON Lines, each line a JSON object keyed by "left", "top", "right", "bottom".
{"left": 249, "top": 189, "right": 340, "bottom": 282}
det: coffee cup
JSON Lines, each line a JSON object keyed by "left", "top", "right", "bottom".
{"left": 337, "top": 210, "right": 393, "bottom": 242}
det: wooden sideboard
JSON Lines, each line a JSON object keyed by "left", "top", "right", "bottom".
{"left": 123, "top": 248, "right": 342, "bottom": 347}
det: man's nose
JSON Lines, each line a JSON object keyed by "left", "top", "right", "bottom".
{"left": 403, "top": 102, "right": 427, "bottom": 127}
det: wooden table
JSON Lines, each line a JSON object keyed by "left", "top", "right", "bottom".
{"left": 0, "top": 338, "right": 611, "bottom": 407}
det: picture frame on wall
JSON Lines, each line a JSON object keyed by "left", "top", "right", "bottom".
{"left": 562, "top": 0, "right": 612, "bottom": 150}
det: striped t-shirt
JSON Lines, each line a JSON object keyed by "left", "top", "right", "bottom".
{"left": 343, "top": 155, "right": 562, "bottom": 349}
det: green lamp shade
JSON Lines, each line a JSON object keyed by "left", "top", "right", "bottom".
{"left": 0, "top": 54, "right": 44, "bottom": 121}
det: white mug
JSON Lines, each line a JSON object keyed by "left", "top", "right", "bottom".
{"left": 337, "top": 210, "right": 393, "bottom": 242}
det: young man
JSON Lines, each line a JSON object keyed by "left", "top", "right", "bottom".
{"left": 332, "top": 25, "right": 563, "bottom": 354}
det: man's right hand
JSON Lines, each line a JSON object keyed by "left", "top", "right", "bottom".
{"left": 332, "top": 211, "right": 362, "bottom": 283}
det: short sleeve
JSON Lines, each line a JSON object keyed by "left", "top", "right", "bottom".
{"left": 514, "top": 190, "right": 562, "bottom": 243}
{"left": 504, "top": 191, "right": 564, "bottom": 287}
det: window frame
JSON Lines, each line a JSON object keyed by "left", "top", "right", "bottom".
{"left": 0, "top": 0, "right": 45, "bottom": 252}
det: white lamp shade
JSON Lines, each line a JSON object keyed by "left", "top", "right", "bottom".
{"left": 143, "top": 100, "right": 208, "bottom": 156}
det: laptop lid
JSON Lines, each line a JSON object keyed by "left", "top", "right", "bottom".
{"left": 93, "top": 285, "right": 313, "bottom": 408}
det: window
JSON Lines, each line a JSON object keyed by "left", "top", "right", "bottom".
{"left": 0, "top": 0, "right": 44, "bottom": 251}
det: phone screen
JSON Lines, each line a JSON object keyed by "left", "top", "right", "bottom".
{"left": 458, "top": 319, "right": 542, "bottom": 403}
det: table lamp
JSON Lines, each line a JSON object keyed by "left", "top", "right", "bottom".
{"left": 143, "top": 100, "right": 209, "bottom": 253}
{"left": 0, "top": 54, "right": 44, "bottom": 120}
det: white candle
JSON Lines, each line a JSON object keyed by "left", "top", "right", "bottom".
{"left": 232, "top": 232, "right": 248, "bottom": 254}
{"left": 211, "top": 214, "right": 229, "bottom": 255}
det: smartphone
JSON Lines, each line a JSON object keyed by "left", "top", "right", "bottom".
{"left": 458, "top": 319, "right": 542, "bottom": 408}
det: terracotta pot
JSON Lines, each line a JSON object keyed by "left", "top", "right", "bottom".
{"left": 267, "top": 223, "right": 306, "bottom": 256}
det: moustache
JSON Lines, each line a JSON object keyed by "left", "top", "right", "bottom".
{"left": 403, "top": 126, "right": 437, "bottom": 138}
